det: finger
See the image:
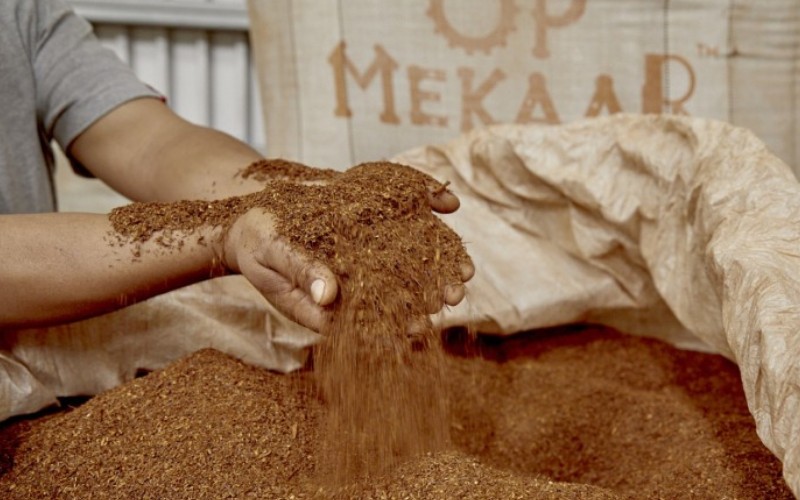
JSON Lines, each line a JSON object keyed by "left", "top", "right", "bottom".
{"left": 444, "top": 284, "right": 466, "bottom": 306}
{"left": 269, "top": 286, "right": 327, "bottom": 332}
{"left": 407, "top": 316, "right": 433, "bottom": 338}
{"left": 426, "top": 188, "right": 460, "bottom": 214}
{"left": 460, "top": 261, "right": 475, "bottom": 282}
{"left": 256, "top": 236, "right": 339, "bottom": 306}
{"left": 422, "top": 283, "right": 466, "bottom": 316}
{"left": 424, "top": 290, "right": 445, "bottom": 315}
{"left": 241, "top": 257, "right": 327, "bottom": 331}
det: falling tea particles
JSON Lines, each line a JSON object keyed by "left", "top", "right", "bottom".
{"left": 0, "top": 327, "right": 791, "bottom": 499}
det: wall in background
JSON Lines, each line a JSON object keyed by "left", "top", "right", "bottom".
{"left": 59, "top": 0, "right": 265, "bottom": 212}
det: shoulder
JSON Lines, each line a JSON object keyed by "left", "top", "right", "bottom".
{"left": 0, "top": 0, "right": 91, "bottom": 61}
{"left": 0, "top": 1, "right": 33, "bottom": 57}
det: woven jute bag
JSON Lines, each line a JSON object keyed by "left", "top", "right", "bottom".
{"left": 248, "top": 0, "right": 799, "bottom": 174}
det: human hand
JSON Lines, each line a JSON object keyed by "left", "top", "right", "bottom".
{"left": 220, "top": 208, "right": 339, "bottom": 332}
{"left": 219, "top": 169, "right": 474, "bottom": 333}
{"left": 427, "top": 183, "right": 461, "bottom": 214}
{"left": 424, "top": 182, "right": 474, "bottom": 309}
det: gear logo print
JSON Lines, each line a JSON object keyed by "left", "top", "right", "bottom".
{"left": 426, "top": 0, "right": 519, "bottom": 54}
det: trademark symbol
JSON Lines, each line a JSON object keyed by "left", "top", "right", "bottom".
{"left": 696, "top": 43, "right": 720, "bottom": 58}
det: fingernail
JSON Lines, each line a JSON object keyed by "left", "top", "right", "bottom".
{"left": 311, "top": 279, "right": 326, "bottom": 304}
{"left": 445, "top": 284, "right": 466, "bottom": 306}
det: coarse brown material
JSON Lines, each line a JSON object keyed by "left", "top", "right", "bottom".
{"left": 238, "top": 158, "right": 339, "bottom": 183}
{"left": 109, "top": 161, "right": 471, "bottom": 482}
{"left": 0, "top": 326, "right": 790, "bottom": 499}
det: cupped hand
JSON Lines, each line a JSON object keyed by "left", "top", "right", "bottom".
{"left": 220, "top": 208, "right": 338, "bottom": 332}
{"left": 219, "top": 178, "right": 474, "bottom": 333}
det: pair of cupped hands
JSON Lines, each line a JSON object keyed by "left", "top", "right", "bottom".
{"left": 215, "top": 175, "right": 475, "bottom": 333}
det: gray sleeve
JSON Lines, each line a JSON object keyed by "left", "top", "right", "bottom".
{"left": 32, "top": 0, "right": 161, "bottom": 151}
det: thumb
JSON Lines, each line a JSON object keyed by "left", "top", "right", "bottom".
{"left": 257, "top": 236, "right": 339, "bottom": 306}
{"left": 427, "top": 184, "right": 460, "bottom": 214}
{"left": 310, "top": 275, "right": 337, "bottom": 306}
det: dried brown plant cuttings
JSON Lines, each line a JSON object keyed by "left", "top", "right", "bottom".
{"left": 237, "top": 158, "right": 339, "bottom": 183}
{"left": 0, "top": 329, "right": 791, "bottom": 499}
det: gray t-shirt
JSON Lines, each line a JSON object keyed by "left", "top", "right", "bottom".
{"left": 0, "top": 0, "right": 159, "bottom": 213}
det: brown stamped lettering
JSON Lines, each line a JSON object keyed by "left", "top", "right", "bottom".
{"left": 458, "top": 67, "right": 506, "bottom": 132}
{"left": 585, "top": 74, "right": 622, "bottom": 117}
{"left": 515, "top": 72, "right": 560, "bottom": 125}
{"left": 532, "top": 0, "right": 587, "bottom": 59}
{"left": 426, "top": 0, "right": 518, "bottom": 54}
{"left": 642, "top": 53, "right": 696, "bottom": 115}
{"left": 328, "top": 42, "right": 401, "bottom": 124}
{"left": 408, "top": 66, "right": 448, "bottom": 127}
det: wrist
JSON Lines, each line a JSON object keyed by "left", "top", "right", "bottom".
{"left": 218, "top": 207, "right": 276, "bottom": 275}
{"left": 202, "top": 223, "right": 230, "bottom": 277}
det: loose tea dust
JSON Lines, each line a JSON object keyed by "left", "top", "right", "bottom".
{"left": 109, "top": 160, "right": 472, "bottom": 483}
{"left": 237, "top": 158, "right": 339, "bottom": 183}
{"left": 0, "top": 327, "right": 790, "bottom": 499}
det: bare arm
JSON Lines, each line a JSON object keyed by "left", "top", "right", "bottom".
{"left": 67, "top": 97, "right": 266, "bottom": 201}
{"left": 1, "top": 98, "right": 468, "bottom": 330}
{"left": 2, "top": 98, "right": 331, "bottom": 330}
{"left": 67, "top": 97, "right": 463, "bottom": 212}
{"left": 0, "top": 212, "right": 220, "bottom": 327}
{"left": 0, "top": 210, "right": 339, "bottom": 330}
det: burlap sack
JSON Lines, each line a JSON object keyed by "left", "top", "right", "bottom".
{"left": 248, "top": 0, "right": 799, "bottom": 174}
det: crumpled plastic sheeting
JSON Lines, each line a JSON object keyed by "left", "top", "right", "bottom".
{"left": 0, "top": 276, "right": 320, "bottom": 422}
{"left": 393, "top": 114, "right": 800, "bottom": 496}
{"left": 0, "top": 353, "right": 57, "bottom": 421}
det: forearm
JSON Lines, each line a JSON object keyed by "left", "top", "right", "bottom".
{"left": 0, "top": 213, "right": 222, "bottom": 329}
{"left": 140, "top": 122, "right": 266, "bottom": 201}
{"left": 69, "top": 98, "right": 268, "bottom": 203}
